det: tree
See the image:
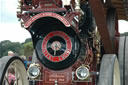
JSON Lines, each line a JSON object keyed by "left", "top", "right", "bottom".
{"left": 23, "top": 41, "right": 34, "bottom": 60}
{"left": 0, "top": 40, "right": 23, "bottom": 58}
{"left": 25, "top": 38, "right": 32, "bottom": 43}
{"left": 120, "top": 32, "right": 128, "bottom": 36}
{"left": 0, "top": 38, "right": 34, "bottom": 59}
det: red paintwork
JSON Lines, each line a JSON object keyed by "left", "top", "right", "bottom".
{"left": 42, "top": 67, "right": 72, "bottom": 85}
{"left": 28, "top": 8, "right": 67, "bottom": 13}
{"left": 42, "top": 31, "right": 72, "bottom": 62}
{"left": 24, "top": 12, "right": 71, "bottom": 28}
{"left": 17, "top": 0, "right": 98, "bottom": 85}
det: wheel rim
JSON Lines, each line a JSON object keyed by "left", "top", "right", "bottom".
{"left": 2, "top": 59, "right": 28, "bottom": 85}
{"left": 98, "top": 54, "right": 121, "bottom": 85}
{"left": 113, "top": 58, "right": 120, "bottom": 85}
{"left": 118, "top": 36, "right": 128, "bottom": 85}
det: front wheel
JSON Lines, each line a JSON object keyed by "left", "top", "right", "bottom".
{"left": 98, "top": 54, "right": 120, "bottom": 85}
{"left": 118, "top": 36, "right": 128, "bottom": 85}
{"left": 0, "top": 56, "right": 29, "bottom": 85}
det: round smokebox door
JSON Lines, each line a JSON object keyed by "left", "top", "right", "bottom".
{"left": 36, "top": 31, "right": 80, "bottom": 70}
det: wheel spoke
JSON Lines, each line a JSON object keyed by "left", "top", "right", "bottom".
{"left": 4, "top": 76, "right": 10, "bottom": 85}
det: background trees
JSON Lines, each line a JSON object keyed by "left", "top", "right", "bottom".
{"left": 0, "top": 38, "right": 34, "bottom": 59}
{"left": 23, "top": 38, "right": 34, "bottom": 60}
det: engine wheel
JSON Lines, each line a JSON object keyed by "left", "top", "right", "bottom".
{"left": 98, "top": 54, "right": 120, "bottom": 85}
{"left": 0, "top": 56, "right": 29, "bottom": 85}
{"left": 118, "top": 36, "right": 128, "bottom": 85}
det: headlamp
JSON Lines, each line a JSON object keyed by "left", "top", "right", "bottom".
{"left": 76, "top": 66, "right": 89, "bottom": 80}
{"left": 27, "top": 63, "right": 40, "bottom": 79}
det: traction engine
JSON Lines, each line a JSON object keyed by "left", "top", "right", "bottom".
{"left": 0, "top": 0, "right": 128, "bottom": 85}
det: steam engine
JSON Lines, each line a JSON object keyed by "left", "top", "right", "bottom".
{"left": 17, "top": 0, "right": 100, "bottom": 85}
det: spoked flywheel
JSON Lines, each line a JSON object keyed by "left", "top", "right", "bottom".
{"left": 0, "top": 56, "right": 29, "bottom": 85}
{"left": 98, "top": 54, "right": 120, "bottom": 85}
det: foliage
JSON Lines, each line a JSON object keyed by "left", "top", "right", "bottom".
{"left": 25, "top": 38, "right": 32, "bottom": 43}
{"left": 0, "top": 40, "right": 23, "bottom": 57}
{"left": 0, "top": 38, "right": 34, "bottom": 59}
{"left": 23, "top": 41, "right": 34, "bottom": 60}
{"left": 120, "top": 32, "right": 128, "bottom": 36}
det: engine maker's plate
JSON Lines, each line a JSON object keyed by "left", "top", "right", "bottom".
{"left": 42, "top": 31, "right": 72, "bottom": 62}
